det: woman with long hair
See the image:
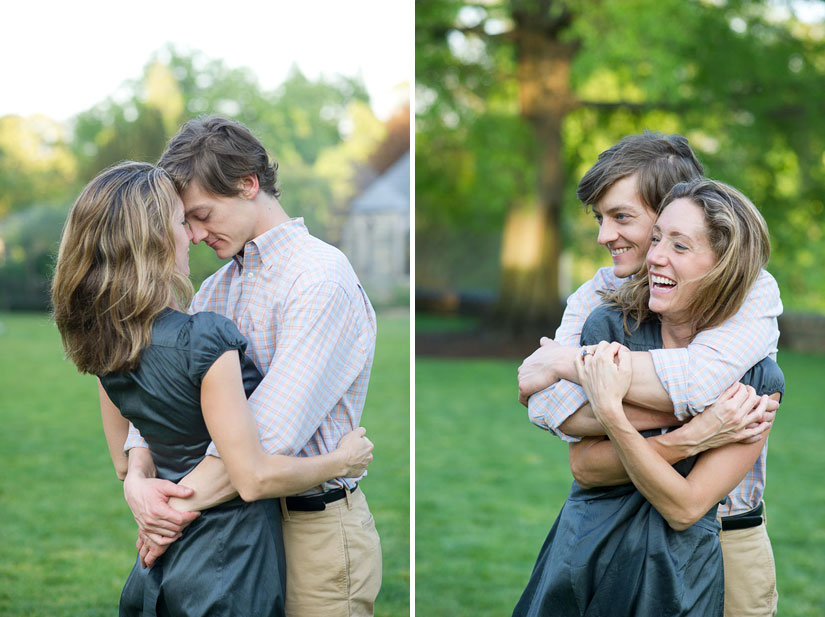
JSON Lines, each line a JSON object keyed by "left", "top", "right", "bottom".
{"left": 52, "top": 162, "right": 373, "bottom": 616}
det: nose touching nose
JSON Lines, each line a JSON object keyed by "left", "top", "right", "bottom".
{"left": 189, "top": 225, "right": 206, "bottom": 244}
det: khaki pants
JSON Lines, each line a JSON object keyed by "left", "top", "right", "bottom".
{"left": 280, "top": 487, "right": 382, "bottom": 617}
{"left": 720, "top": 506, "right": 777, "bottom": 617}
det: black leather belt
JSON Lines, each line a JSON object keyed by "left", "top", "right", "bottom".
{"left": 284, "top": 484, "right": 358, "bottom": 512}
{"left": 721, "top": 501, "right": 764, "bottom": 531}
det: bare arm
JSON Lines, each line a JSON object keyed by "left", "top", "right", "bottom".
{"left": 569, "top": 434, "right": 688, "bottom": 488}
{"left": 602, "top": 400, "right": 775, "bottom": 530}
{"left": 578, "top": 342, "right": 778, "bottom": 530}
{"left": 558, "top": 400, "right": 683, "bottom": 437}
{"left": 197, "top": 350, "right": 372, "bottom": 503}
{"left": 169, "top": 456, "right": 237, "bottom": 512}
{"left": 98, "top": 380, "right": 129, "bottom": 480}
{"left": 567, "top": 382, "right": 777, "bottom": 488}
{"left": 548, "top": 346, "right": 673, "bottom": 412}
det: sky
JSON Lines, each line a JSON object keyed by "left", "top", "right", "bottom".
{"left": 1, "top": 0, "right": 411, "bottom": 122}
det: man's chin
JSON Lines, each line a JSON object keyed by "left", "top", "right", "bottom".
{"left": 211, "top": 245, "right": 231, "bottom": 259}
{"left": 612, "top": 264, "right": 642, "bottom": 278}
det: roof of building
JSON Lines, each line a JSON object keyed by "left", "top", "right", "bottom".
{"left": 350, "top": 151, "right": 410, "bottom": 213}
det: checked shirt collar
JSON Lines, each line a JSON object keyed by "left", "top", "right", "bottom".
{"left": 231, "top": 217, "right": 309, "bottom": 273}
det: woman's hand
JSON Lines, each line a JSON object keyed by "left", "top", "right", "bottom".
{"left": 679, "top": 383, "right": 778, "bottom": 456}
{"left": 575, "top": 341, "right": 632, "bottom": 426}
{"left": 336, "top": 427, "right": 374, "bottom": 478}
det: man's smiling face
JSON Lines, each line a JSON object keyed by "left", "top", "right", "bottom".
{"left": 592, "top": 173, "right": 658, "bottom": 278}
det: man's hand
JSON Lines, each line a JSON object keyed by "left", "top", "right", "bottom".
{"left": 518, "top": 337, "right": 571, "bottom": 406}
{"left": 123, "top": 474, "right": 200, "bottom": 538}
{"left": 678, "top": 383, "right": 778, "bottom": 456}
{"left": 136, "top": 529, "right": 179, "bottom": 569}
{"left": 336, "top": 427, "right": 374, "bottom": 478}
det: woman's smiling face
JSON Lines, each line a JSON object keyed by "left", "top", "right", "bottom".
{"left": 646, "top": 197, "right": 717, "bottom": 324}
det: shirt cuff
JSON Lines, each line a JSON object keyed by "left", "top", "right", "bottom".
{"left": 648, "top": 347, "right": 694, "bottom": 420}
{"left": 123, "top": 424, "right": 147, "bottom": 451}
{"left": 204, "top": 441, "right": 221, "bottom": 458}
{"left": 527, "top": 381, "right": 587, "bottom": 443}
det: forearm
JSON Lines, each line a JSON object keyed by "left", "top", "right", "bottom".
{"left": 125, "top": 447, "right": 156, "bottom": 482}
{"left": 171, "top": 456, "right": 238, "bottom": 513}
{"left": 245, "top": 451, "right": 347, "bottom": 501}
{"left": 557, "top": 403, "right": 603, "bottom": 437}
{"left": 560, "top": 402, "right": 682, "bottom": 438}
{"left": 556, "top": 350, "right": 674, "bottom": 413}
{"left": 569, "top": 430, "right": 693, "bottom": 488}
{"left": 600, "top": 411, "right": 708, "bottom": 530}
{"left": 623, "top": 352, "right": 674, "bottom": 411}
{"left": 98, "top": 380, "right": 129, "bottom": 480}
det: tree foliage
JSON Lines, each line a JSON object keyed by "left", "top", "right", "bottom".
{"left": 0, "top": 46, "right": 404, "bottom": 310}
{"left": 416, "top": 0, "right": 825, "bottom": 316}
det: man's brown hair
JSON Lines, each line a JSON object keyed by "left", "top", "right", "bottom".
{"left": 158, "top": 115, "right": 281, "bottom": 199}
{"left": 577, "top": 131, "right": 704, "bottom": 213}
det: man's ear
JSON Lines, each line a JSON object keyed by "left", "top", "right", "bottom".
{"left": 239, "top": 174, "right": 260, "bottom": 200}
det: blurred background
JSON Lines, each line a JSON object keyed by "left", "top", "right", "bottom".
{"left": 0, "top": 2, "right": 410, "bottom": 615}
{"left": 415, "top": 1, "right": 825, "bottom": 616}
{"left": 416, "top": 0, "right": 825, "bottom": 336}
{"left": 0, "top": 0, "right": 411, "bottom": 308}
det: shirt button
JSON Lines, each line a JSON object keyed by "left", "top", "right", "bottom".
{"left": 247, "top": 271, "right": 255, "bottom": 280}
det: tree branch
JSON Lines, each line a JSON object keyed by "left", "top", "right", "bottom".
{"left": 574, "top": 99, "right": 692, "bottom": 113}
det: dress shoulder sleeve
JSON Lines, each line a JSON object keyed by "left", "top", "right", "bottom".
{"left": 580, "top": 304, "right": 628, "bottom": 347}
{"left": 740, "top": 357, "right": 786, "bottom": 401}
{"left": 183, "top": 312, "right": 248, "bottom": 386}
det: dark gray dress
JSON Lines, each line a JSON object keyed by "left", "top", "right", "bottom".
{"left": 100, "top": 309, "right": 286, "bottom": 617}
{"left": 513, "top": 304, "right": 785, "bottom": 617}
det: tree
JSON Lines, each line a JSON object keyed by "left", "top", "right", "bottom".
{"left": 0, "top": 46, "right": 393, "bottom": 308}
{"left": 0, "top": 115, "right": 76, "bottom": 217}
{"left": 416, "top": 0, "right": 825, "bottom": 325}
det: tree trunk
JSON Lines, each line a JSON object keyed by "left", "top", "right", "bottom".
{"left": 495, "top": 15, "right": 575, "bottom": 331}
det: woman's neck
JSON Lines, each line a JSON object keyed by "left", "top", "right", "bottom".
{"left": 660, "top": 318, "right": 695, "bottom": 349}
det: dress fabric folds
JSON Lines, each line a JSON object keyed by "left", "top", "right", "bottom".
{"left": 100, "top": 309, "right": 286, "bottom": 617}
{"left": 513, "top": 304, "right": 785, "bottom": 617}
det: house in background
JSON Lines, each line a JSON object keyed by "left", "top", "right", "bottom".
{"left": 341, "top": 151, "right": 410, "bottom": 304}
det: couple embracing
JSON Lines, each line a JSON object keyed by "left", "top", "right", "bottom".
{"left": 52, "top": 117, "right": 382, "bottom": 616}
{"left": 514, "top": 132, "right": 784, "bottom": 617}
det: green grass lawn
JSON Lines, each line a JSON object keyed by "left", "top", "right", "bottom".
{"left": 415, "top": 351, "right": 825, "bottom": 617}
{"left": 0, "top": 310, "right": 409, "bottom": 617}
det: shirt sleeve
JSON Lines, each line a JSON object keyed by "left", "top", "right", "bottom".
{"left": 527, "top": 268, "right": 622, "bottom": 442}
{"left": 205, "top": 279, "right": 367, "bottom": 457}
{"left": 123, "top": 422, "right": 147, "bottom": 451}
{"left": 648, "top": 269, "right": 782, "bottom": 420}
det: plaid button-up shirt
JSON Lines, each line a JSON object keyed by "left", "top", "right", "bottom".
{"left": 527, "top": 267, "right": 782, "bottom": 516}
{"left": 125, "top": 218, "right": 376, "bottom": 495}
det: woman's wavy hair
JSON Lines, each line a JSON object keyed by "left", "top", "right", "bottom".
{"left": 602, "top": 179, "right": 770, "bottom": 339}
{"left": 51, "top": 161, "right": 193, "bottom": 375}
